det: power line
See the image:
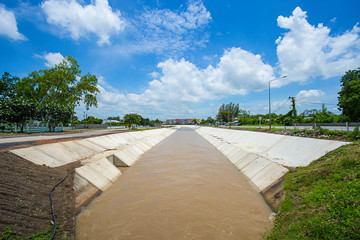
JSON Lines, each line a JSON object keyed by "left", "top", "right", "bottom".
{"left": 273, "top": 98, "right": 291, "bottom": 113}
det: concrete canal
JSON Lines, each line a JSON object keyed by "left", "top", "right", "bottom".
{"left": 76, "top": 128, "right": 272, "bottom": 239}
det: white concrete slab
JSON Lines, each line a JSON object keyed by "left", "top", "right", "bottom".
{"left": 104, "top": 134, "right": 128, "bottom": 145}
{"left": 130, "top": 144, "right": 147, "bottom": 154}
{"left": 34, "top": 143, "right": 84, "bottom": 164}
{"left": 251, "top": 163, "right": 289, "bottom": 191}
{"left": 11, "top": 147, "right": 62, "bottom": 167}
{"left": 196, "top": 126, "right": 348, "bottom": 193}
{"left": 137, "top": 141, "right": 152, "bottom": 151}
{"left": 222, "top": 145, "right": 241, "bottom": 157}
{"left": 86, "top": 137, "right": 115, "bottom": 150}
{"left": 122, "top": 147, "right": 142, "bottom": 160}
{"left": 265, "top": 136, "right": 347, "bottom": 167}
{"left": 60, "top": 141, "right": 98, "bottom": 157}
{"left": 218, "top": 142, "right": 233, "bottom": 152}
{"left": 75, "top": 165, "right": 112, "bottom": 191}
{"left": 235, "top": 153, "right": 259, "bottom": 170}
{"left": 113, "top": 150, "right": 137, "bottom": 166}
{"left": 86, "top": 158, "right": 121, "bottom": 183}
{"left": 241, "top": 157, "right": 272, "bottom": 179}
{"left": 75, "top": 139, "right": 107, "bottom": 152}
{"left": 227, "top": 149, "right": 248, "bottom": 164}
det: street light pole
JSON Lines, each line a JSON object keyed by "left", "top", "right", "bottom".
{"left": 269, "top": 75, "right": 287, "bottom": 129}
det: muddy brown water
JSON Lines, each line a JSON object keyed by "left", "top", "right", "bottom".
{"left": 76, "top": 128, "right": 272, "bottom": 239}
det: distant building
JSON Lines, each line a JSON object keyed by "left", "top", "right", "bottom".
{"left": 103, "top": 120, "right": 120, "bottom": 124}
{"left": 166, "top": 118, "right": 201, "bottom": 125}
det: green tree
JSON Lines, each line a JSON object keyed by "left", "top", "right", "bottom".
{"left": 124, "top": 113, "right": 142, "bottom": 129}
{"left": 206, "top": 116, "right": 215, "bottom": 124}
{"left": 338, "top": 68, "right": 360, "bottom": 121}
{"left": 107, "top": 116, "right": 121, "bottom": 121}
{"left": 0, "top": 97, "right": 38, "bottom": 132}
{"left": 140, "top": 117, "right": 150, "bottom": 126}
{"left": 0, "top": 72, "right": 19, "bottom": 100}
{"left": 237, "top": 109, "right": 250, "bottom": 125}
{"left": 38, "top": 103, "right": 72, "bottom": 131}
{"left": 82, "top": 116, "right": 103, "bottom": 124}
{"left": 149, "top": 118, "right": 162, "bottom": 126}
{"left": 154, "top": 119, "right": 162, "bottom": 125}
{"left": 16, "top": 56, "right": 99, "bottom": 122}
{"left": 217, "top": 102, "right": 239, "bottom": 122}
{"left": 278, "top": 109, "right": 296, "bottom": 126}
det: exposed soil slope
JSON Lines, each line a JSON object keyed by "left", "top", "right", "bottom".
{"left": 0, "top": 151, "right": 75, "bottom": 239}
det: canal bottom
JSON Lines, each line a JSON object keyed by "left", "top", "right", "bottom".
{"left": 76, "top": 128, "right": 272, "bottom": 239}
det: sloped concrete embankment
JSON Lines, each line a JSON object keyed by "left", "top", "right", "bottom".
{"left": 195, "top": 127, "right": 348, "bottom": 210}
{"left": 11, "top": 128, "right": 176, "bottom": 211}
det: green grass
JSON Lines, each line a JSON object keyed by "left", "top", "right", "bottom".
{"left": 264, "top": 141, "right": 360, "bottom": 239}
{"left": 270, "top": 128, "right": 283, "bottom": 132}
{"left": 0, "top": 227, "right": 50, "bottom": 240}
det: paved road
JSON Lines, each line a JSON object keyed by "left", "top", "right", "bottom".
{"left": 0, "top": 129, "right": 131, "bottom": 150}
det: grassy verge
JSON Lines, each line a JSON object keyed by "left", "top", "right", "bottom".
{"left": 264, "top": 141, "right": 360, "bottom": 239}
{"left": 0, "top": 227, "right": 50, "bottom": 240}
{"left": 220, "top": 125, "right": 360, "bottom": 141}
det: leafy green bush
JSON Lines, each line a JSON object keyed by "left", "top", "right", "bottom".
{"left": 348, "top": 126, "right": 360, "bottom": 140}
{"left": 304, "top": 129, "right": 312, "bottom": 135}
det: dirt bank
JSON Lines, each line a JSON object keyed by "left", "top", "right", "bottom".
{"left": 0, "top": 151, "right": 76, "bottom": 239}
{"left": 0, "top": 128, "right": 163, "bottom": 239}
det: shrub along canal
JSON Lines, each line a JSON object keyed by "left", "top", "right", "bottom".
{"left": 76, "top": 128, "right": 272, "bottom": 239}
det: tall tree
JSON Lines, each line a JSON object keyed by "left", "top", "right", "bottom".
{"left": 124, "top": 113, "right": 142, "bottom": 129}
{"left": 0, "top": 97, "right": 38, "bottom": 132}
{"left": 154, "top": 119, "right": 162, "bottom": 125}
{"left": 16, "top": 56, "right": 99, "bottom": 128}
{"left": 237, "top": 109, "right": 250, "bottom": 124}
{"left": 0, "top": 72, "right": 19, "bottom": 100}
{"left": 16, "top": 55, "right": 99, "bottom": 111}
{"left": 216, "top": 102, "right": 240, "bottom": 122}
{"left": 1, "top": 73, "right": 37, "bottom": 132}
{"left": 338, "top": 68, "right": 360, "bottom": 121}
{"left": 82, "top": 116, "right": 103, "bottom": 124}
{"left": 206, "top": 116, "right": 215, "bottom": 124}
{"left": 140, "top": 117, "right": 150, "bottom": 126}
{"left": 38, "top": 103, "right": 72, "bottom": 132}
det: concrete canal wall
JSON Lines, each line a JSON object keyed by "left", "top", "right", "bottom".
{"left": 11, "top": 128, "right": 176, "bottom": 211}
{"left": 194, "top": 126, "right": 349, "bottom": 210}
{"left": 10, "top": 126, "right": 349, "bottom": 212}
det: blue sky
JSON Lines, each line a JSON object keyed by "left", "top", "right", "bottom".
{"left": 1, "top": 0, "right": 359, "bottom": 120}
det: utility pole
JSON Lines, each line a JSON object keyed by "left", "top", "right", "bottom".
{"left": 289, "top": 97, "right": 296, "bottom": 124}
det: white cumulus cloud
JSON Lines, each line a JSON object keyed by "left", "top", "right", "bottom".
{"left": 84, "top": 6, "right": 360, "bottom": 119}
{"left": 295, "top": 89, "right": 326, "bottom": 106}
{"left": 296, "top": 89, "right": 325, "bottom": 99}
{"left": 43, "top": 52, "right": 64, "bottom": 67}
{"left": 276, "top": 7, "right": 360, "bottom": 82}
{"left": 0, "top": 4, "right": 27, "bottom": 41}
{"left": 41, "top": 0, "right": 126, "bottom": 46}
{"left": 96, "top": 47, "right": 274, "bottom": 118}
